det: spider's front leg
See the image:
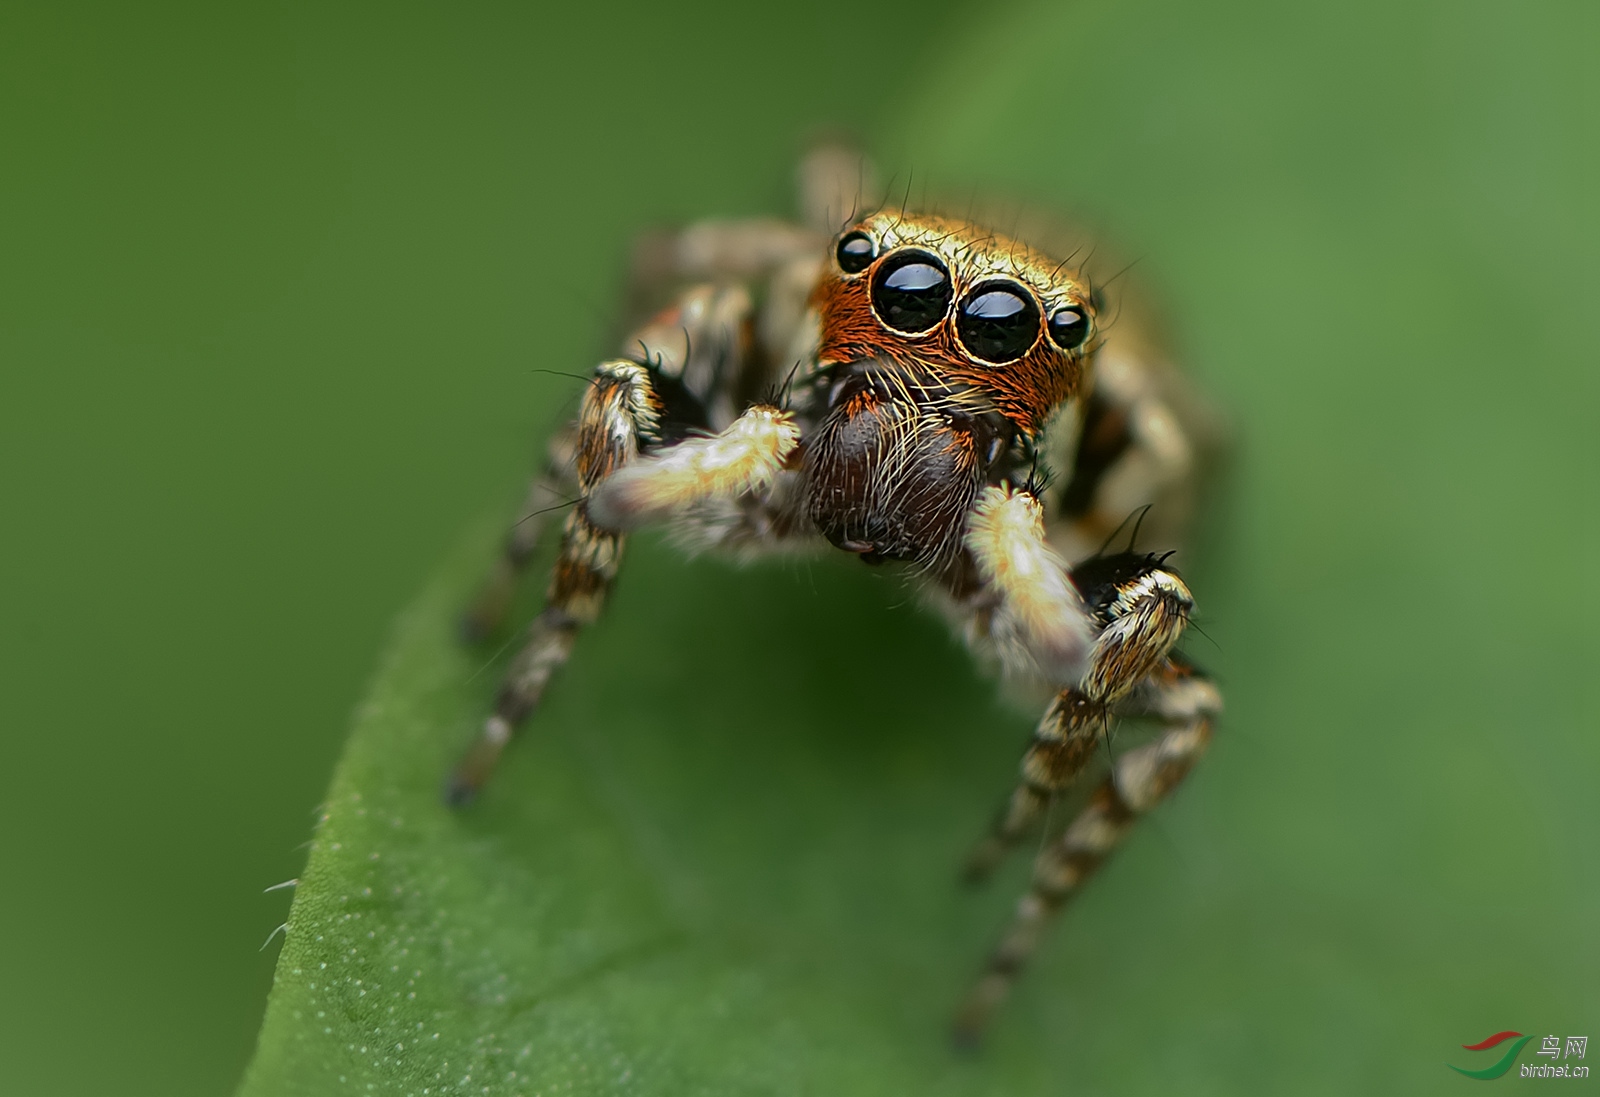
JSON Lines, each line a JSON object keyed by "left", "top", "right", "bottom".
{"left": 460, "top": 273, "right": 761, "bottom": 643}
{"left": 459, "top": 426, "right": 578, "bottom": 643}
{"left": 954, "top": 533, "right": 1219, "bottom": 1042}
{"left": 448, "top": 359, "right": 656, "bottom": 804}
{"left": 446, "top": 361, "right": 799, "bottom": 806}
{"left": 960, "top": 686, "right": 1107, "bottom": 885}
{"left": 960, "top": 543, "right": 1196, "bottom": 883}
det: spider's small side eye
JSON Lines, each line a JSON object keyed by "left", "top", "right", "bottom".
{"left": 835, "top": 230, "right": 877, "bottom": 274}
{"left": 870, "top": 249, "right": 952, "bottom": 334}
{"left": 956, "top": 281, "right": 1041, "bottom": 363}
{"left": 1046, "top": 305, "right": 1091, "bottom": 351}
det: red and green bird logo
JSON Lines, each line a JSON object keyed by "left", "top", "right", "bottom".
{"left": 1449, "top": 1031, "right": 1535, "bottom": 1079}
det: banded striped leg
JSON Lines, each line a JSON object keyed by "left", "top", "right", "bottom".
{"left": 960, "top": 549, "right": 1196, "bottom": 881}
{"left": 446, "top": 361, "right": 662, "bottom": 805}
{"left": 446, "top": 386, "right": 800, "bottom": 805}
{"left": 460, "top": 427, "right": 578, "bottom": 642}
{"left": 461, "top": 269, "right": 760, "bottom": 647}
{"left": 962, "top": 689, "right": 1107, "bottom": 883}
{"left": 954, "top": 657, "right": 1220, "bottom": 1044}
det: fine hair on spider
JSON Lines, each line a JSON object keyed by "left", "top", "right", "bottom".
{"left": 449, "top": 143, "right": 1226, "bottom": 1045}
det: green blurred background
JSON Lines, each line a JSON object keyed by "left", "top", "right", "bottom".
{"left": 1, "top": 1, "right": 1593, "bottom": 1094}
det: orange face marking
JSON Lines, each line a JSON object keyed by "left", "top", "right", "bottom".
{"left": 813, "top": 212, "right": 1095, "bottom": 434}
{"left": 842, "top": 385, "right": 879, "bottom": 419}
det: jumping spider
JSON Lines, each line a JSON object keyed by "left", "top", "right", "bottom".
{"left": 450, "top": 147, "right": 1224, "bottom": 1042}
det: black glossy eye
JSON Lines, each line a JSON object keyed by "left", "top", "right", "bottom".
{"left": 835, "top": 231, "right": 877, "bottom": 274}
{"left": 870, "top": 250, "right": 952, "bottom": 333}
{"left": 1047, "top": 306, "right": 1091, "bottom": 350}
{"left": 956, "top": 281, "right": 1041, "bottom": 363}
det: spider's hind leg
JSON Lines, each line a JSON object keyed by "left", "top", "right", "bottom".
{"left": 448, "top": 273, "right": 803, "bottom": 806}
{"left": 1048, "top": 336, "right": 1226, "bottom": 565}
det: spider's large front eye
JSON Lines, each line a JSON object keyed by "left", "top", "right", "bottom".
{"left": 870, "top": 249, "right": 952, "bottom": 333}
{"left": 1047, "top": 305, "right": 1091, "bottom": 351}
{"left": 835, "top": 230, "right": 877, "bottom": 274}
{"left": 956, "top": 281, "right": 1041, "bottom": 363}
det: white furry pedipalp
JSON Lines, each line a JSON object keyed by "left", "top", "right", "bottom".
{"left": 585, "top": 405, "right": 800, "bottom": 532}
{"left": 964, "top": 485, "right": 1094, "bottom": 686}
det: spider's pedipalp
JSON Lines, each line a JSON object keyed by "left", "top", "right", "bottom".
{"left": 586, "top": 405, "right": 800, "bottom": 533}
{"left": 963, "top": 484, "right": 1093, "bottom": 685}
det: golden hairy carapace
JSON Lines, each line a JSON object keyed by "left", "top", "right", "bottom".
{"left": 451, "top": 145, "right": 1225, "bottom": 1042}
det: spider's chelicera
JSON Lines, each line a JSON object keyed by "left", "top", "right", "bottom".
{"left": 450, "top": 148, "right": 1223, "bottom": 1043}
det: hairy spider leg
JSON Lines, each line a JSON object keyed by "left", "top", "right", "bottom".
{"left": 461, "top": 425, "right": 580, "bottom": 642}
{"left": 961, "top": 687, "right": 1106, "bottom": 884}
{"left": 448, "top": 386, "right": 799, "bottom": 805}
{"left": 962, "top": 552, "right": 1195, "bottom": 880}
{"left": 461, "top": 279, "right": 761, "bottom": 642}
{"left": 447, "top": 360, "right": 662, "bottom": 805}
{"left": 954, "top": 655, "right": 1219, "bottom": 1044}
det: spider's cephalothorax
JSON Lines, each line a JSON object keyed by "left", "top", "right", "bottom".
{"left": 450, "top": 148, "right": 1225, "bottom": 1043}
{"left": 799, "top": 212, "right": 1094, "bottom": 574}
